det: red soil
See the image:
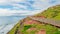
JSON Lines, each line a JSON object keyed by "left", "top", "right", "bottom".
{"left": 36, "top": 29, "right": 46, "bottom": 34}
{"left": 24, "top": 20, "right": 39, "bottom": 25}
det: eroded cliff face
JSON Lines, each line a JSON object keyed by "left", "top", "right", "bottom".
{"left": 8, "top": 5, "right": 60, "bottom": 34}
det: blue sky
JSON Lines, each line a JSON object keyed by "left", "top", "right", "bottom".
{"left": 0, "top": 0, "right": 60, "bottom": 16}
{"left": 0, "top": 0, "right": 60, "bottom": 34}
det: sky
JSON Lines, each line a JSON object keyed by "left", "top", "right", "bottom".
{"left": 0, "top": 0, "right": 60, "bottom": 16}
{"left": 0, "top": 0, "right": 60, "bottom": 34}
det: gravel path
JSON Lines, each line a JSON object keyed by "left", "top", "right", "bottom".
{"left": 30, "top": 17, "right": 60, "bottom": 27}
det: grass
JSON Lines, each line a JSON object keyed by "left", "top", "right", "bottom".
{"left": 35, "top": 5, "right": 60, "bottom": 20}
{"left": 21, "top": 24, "right": 60, "bottom": 34}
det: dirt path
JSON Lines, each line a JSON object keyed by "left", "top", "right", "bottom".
{"left": 29, "top": 17, "right": 60, "bottom": 28}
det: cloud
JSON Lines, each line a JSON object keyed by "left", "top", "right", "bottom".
{"left": 0, "top": 0, "right": 60, "bottom": 10}
{"left": 0, "top": 0, "right": 60, "bottom": 16}
{"left": 0, "top": 8, "right": 36, "bottom": 16}
{"left": 0, "top": 8, "right": 46, "bottom": 16}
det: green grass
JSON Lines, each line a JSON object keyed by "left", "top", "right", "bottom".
{"left": 21, "top": 24, "right": 60, "bottom": 34}
{"left": 24, "top": 25, "right": 32, "bottom": 31}
{"left": 35, "top": 5, "right": 60, "bottom": 20}
{"left": 8, "top": 22, "right": 20, "bottom": 34}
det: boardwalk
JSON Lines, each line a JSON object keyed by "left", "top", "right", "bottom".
{"left": 29, "top": 17, "right": 60, "bottom": 27}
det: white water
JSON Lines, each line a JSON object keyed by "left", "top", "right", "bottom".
{"left": 0, "top": 24, "right": 15, "bottom": 34}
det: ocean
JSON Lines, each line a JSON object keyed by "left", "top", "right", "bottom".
{"left": 0, "top": 16, "right": 26, "bottom": 34}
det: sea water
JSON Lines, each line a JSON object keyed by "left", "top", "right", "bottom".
{"left": 0, "top": 16, "right": 26, "bottom": 34}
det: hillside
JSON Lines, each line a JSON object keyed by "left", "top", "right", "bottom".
{"left": 35, "top": 5, "right": 60, "bottom": 20}
{"left": 7, "top": 5, "right": 60, "bottom": 34}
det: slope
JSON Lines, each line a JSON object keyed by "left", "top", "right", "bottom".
{"left": 7, "top": 5, "right": 60, "bottom": 34}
